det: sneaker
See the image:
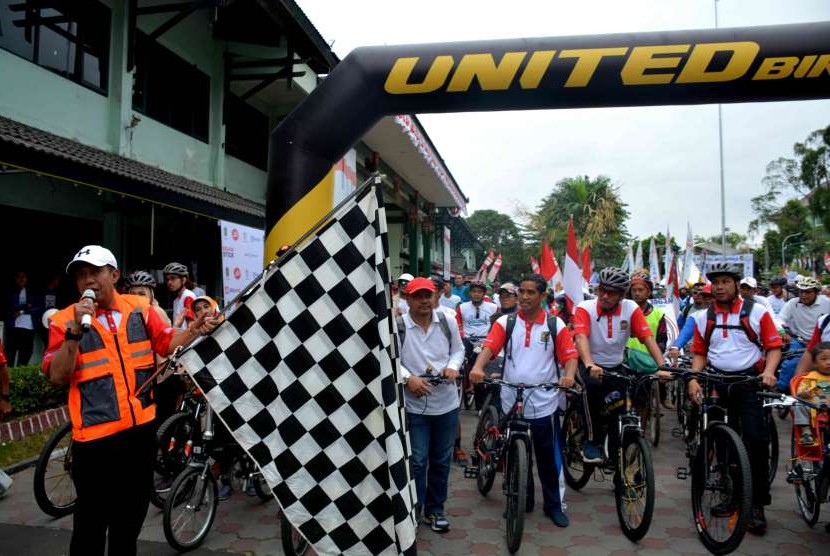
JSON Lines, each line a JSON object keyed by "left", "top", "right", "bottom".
{"left": 453, "top": 447, "right": 469, "bottom": 466}
{"left": 800, "top": 430, "right": 815, "bottom": 446}
{"left": 748, "top": 506, "right": 767, "bottom": 535}
{"left": 581, "top": 441, "right": 603, "bottom": 463}
{"left": 550, "top": 508, "right": 569, "bottom": 528}
{"left": 218, "top": 484, "right": 232, "bottom": 501}
{"left": 424, "top": 513, "right": 450, "bottom": 533}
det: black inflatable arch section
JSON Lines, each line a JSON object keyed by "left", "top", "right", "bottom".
{"left": 264, "top": 21, "right": 830, "bottom": 258}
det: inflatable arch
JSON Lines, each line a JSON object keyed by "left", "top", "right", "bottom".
{"left": 264, "top": 21, "right": 830, "bottom": 260}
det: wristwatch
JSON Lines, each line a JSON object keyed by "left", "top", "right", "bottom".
{"left": 65, "top": 329, "right": 83, "bottom": 342}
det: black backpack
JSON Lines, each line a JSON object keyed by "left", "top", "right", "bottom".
{"left": 702, "top": 298, "right": 761, "bottom": 351}
{"left": 819, "top": 313, "right": 830, "bottom": 336}
{"left": 501, "top": 313, "right": 560, "bottom": 378}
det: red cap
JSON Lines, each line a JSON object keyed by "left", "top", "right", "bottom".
{"left": 404, "top": 277, "right": 435, "bottom": 295}
{"left": 701, "top": 284, "right": 712, "bottom": 295}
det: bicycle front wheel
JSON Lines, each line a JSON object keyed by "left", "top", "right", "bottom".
{"left": 648, "top": 381, "right": 661, "bottom": 448}
{"left": 614, "top": 433, "right": 655, "bottom": 541}
{"left": 163, "top": 466, "right": 218, "bottom": 551}
{"left": 33, "top": 422, "right": 76, "bottom": 518}
{"left": 504, "top": 436, "right": 528, "bottom": 554}
{"left": 562, "top": 405, "right": 594, "bottom": 490}
{"left": 475, "top": 406, "right": 499, "bottom": 496}
{"left": 791, "top": 427, "right": 821, "bottom": 525}
{"left": 691, "top": 423, "right": 751, "bottom": 555}
{"left": 766, "top": 411, "right": 778, "bottom": 486}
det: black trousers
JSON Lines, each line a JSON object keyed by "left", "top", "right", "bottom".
{"left": 70, "top": 423, "right": 155, "bottom": 556}
{"left": 5, "top": 327, "right": 34, "bottom": 366}
{"left": 715, "top": 376, "right": 771, "bottom": 507}
{"left": 578, "top": 363, "right": 625, "bottom": 443}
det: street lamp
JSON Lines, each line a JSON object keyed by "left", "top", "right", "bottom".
{"left": 715, "top": 0, "right": 727, "bottom": 253}
{"left": 781, "top": 232, "right": 803, "bottom": 268}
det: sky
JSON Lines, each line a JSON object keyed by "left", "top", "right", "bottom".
{"left": 296, "top": 0, "right": 830, "bottom": 245}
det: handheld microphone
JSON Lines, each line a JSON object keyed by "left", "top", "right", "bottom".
{"left": 80, "top": 289, "right": 96, "bottom": 332}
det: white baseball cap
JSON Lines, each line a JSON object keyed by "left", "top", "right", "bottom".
{"left": 66, "top": 245, "right": 118, "bottom": 273}
{"left": 739, "top": 277, "right": 757, "bottom": 289}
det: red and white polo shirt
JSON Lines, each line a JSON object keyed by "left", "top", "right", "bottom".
{"left": 573, "top": 299, "right": 651, "bottom": 367}
{"left": 690, "top": 297, "right": 782, "bottom": 372}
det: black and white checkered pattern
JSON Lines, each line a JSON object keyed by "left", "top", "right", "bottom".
{"left": 179, "top": 185, "right": 417, "bottom": 555}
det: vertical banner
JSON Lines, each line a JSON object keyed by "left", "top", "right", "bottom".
{"left": 220, "top": 220, "right": 265, "bottom": 303}
{"left": 443, "top": 226, "right": 452, "bottom": 279}
{"left": 333, "top": 149, "right": 358, "bottom": 205}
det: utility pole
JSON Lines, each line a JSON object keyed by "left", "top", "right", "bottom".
{"left": 715, "top": 0, "right": 727, "bottom": 253}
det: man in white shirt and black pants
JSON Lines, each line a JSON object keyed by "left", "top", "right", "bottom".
{"left": 398, "top": 277, "right": 465, "bottom": 533}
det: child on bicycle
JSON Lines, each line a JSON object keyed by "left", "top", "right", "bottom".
{"left": 793, "top": 341, "right": 830, "bottom": 446}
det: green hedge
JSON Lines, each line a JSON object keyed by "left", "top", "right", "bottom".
{"left": 5, "top": 365, "right": 68, "bottom": 421}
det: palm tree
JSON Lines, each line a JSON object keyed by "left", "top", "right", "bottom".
{"left": 524, "top": 175, "right": 630, "bottom": 268}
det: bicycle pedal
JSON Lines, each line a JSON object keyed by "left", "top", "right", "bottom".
{"left": 464, "top": 466, "right": 479, "bottom": 479}
{"left": 676, "top": 467, "right": 688, "bottom": 480}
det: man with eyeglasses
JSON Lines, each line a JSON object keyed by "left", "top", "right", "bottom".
{"left": 573, "top": 267, "right": 666, "bottom": 463}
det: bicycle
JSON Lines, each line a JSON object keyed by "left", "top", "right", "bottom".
{"left": 461, "top": 336, "right": 486, "bottom": 410}
{"left": 33, "top": 421, "right": 76, "bottom": 518}
{"left": 660, "top": 366, "right": 756, "bottom": 555}
{"left": 466, "top": 378, "right": 574, "bottom": 554}
{"left": 760, "top": 390, "right": 829, "bottom": 530}
{"left": 162, "top": 404, "right": 271, "bottom": 551}
{"left": 560, "top": 366, "right": 657, "bottom": 542}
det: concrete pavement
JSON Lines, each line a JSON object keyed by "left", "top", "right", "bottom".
{"left": 0, "top": 408, "right": 825, "bottom": 555}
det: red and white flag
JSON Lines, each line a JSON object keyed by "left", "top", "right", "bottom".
{"left": 581, "top": 243, "right": 592, "bottom": 284}
{"left": 824, "top": 251, "right": 830, "bottom": 272}
{"left": 530, "top": 256, "right": 541, "bottom": 274}
{"left": 664, "top": 253, "right": 681, "bottom": 343}
{"left": 540, "top": 241, "right": 563, "bottom": 290}
{"left": 564, "top": 219, "right": 584, "bottom": 315}
{"left": 487, "top": 253, "right": 503, "bottom": 283}
{"left": 476, "top": 249, "right": 495, "bottom": 282}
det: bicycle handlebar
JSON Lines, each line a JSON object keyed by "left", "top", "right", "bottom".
{"left": 758, "top": 390, "right": 829, "bottom": 412}
{"left": 482, "top": 377, "right": 581, "bottom": 395}
{"left": 656, "top": 366, "right": 763, "bottom": 385}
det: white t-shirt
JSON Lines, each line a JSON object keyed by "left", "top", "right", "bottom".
{"left": 766, "top": 293, "right": 787, "bottom": 315}
{"left": 456, "top": 300, "right": 498, "bottom": 338}
{"left": 573, "top": 299, "right": 651, "bottom": 367}
{"left": 438, "top": 293, "right": 461, "bottom": 310}
{"left": 779, "top": 296, "right": 830, "bottom": 340}
{"left": 173, "top": 288, "right": 196, "bottom": 330}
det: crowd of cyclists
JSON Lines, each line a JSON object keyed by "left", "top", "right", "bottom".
{"left": 393, "top": 262, "right": 830, "bottom": 552}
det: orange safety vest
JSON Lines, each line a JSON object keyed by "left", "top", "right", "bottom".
{"left": 52, "top": 293, "right": 158, "bottom": 442}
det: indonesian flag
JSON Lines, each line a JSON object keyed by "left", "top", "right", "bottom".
{"left": 530, "top": 256, "right": 541, "bottom": 274}
{"left": 540, "top": 241, "right": 563, "bottom": 290}
{"left": 824, "top": 251, "right": 830, "bottom": 272}
{"left": 581, "top": 243, "right": 592, "bottom": 284}
{"left": 564, "top": 219, "right": 583, "bottom": 315}
{"left": 476, "top": 249, "right": 495, "bottom": 282}
{"left": 487, "top": 253, "right": 503, "bottom": 283}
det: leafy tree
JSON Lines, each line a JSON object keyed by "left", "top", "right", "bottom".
{"left": 522, "top": 175, "right": 630, "bottom": 269}
{"left": 465, "top": 209, "right": 525, "bottom": 281}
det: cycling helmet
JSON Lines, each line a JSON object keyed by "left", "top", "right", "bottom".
{"left": 598, "top": 267, "right": 630, "bottom": 292}
{"left": 127, "top": 270, "right": 156, "bottom": 288}
{"left": 769, "top": 276, "right": 787, "bottom": 287}
{"left": 796, "top": 276, "right": 821, "bottom": 291}
{"left": 705, "top": 262, "right": 741, "bottom": 281}
{"left": 163, "top": 262, "right": 189, "bottom": 276}
{"left": 629, "top": 270, "right": 653, "bottom": 292}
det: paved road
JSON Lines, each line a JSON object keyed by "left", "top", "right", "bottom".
{"left": 0, "top": 409, "right": 826, "bottom": 555}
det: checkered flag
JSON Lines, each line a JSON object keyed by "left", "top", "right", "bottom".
{"left": 178, "top": 184, "right": 417, "bottom": 555}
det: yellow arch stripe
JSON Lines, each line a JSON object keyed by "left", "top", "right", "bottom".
{"left": 264, "top": 168, "right": 334, "bottom": 265}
